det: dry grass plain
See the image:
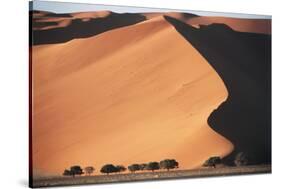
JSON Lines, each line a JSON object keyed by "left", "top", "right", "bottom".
{"left": 32, "top": 165, "right": 271, "bottom": 188}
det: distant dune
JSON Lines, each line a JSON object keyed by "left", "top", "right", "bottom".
{"left": 33, "top": 11, "right": 113, "bottom": 30}
{"left": 186, "top": 16, "right": 271, "bottom": 34}
{"left": 31, "top": 10, "right": 271, "bottom": 45}
{"left": 31, "top": 10, "right": 271, "bottom": 177}
{"left": 31, "top": 10, "right": 146, "bottom": 45}
{"left": 141, "top": 12, "right": 198, "bottom": 20}
{"left": 143, "top": 13, "right": 271, "bottom": 34}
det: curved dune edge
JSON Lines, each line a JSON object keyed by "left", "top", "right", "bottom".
{"left": 32, "top": 16, "right": 234, "bottom": 177}
{"left": 32, "top": 10, "right": 271, "bottom": 35}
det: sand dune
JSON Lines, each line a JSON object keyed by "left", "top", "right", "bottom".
{"left": 165, "top": 16, "right": 271, "bottom": 164}
{"left": 31, "top": 10, "right": 195, "bottom": 31}
{"left": 142, "top": 12, "right": 197, "bottom": 20}
{"left": 186, "top": 16, "right": 271, "bottom": 34}
{"left": 31, "top": 9, "right": 271, "bottom": 178}
{"left": 71, "top": 10, "right": 112, "bottom": 18}
{"left": 33, "top": 11, "right": 113, "bottom": 30}
{"left": 31, "top": 10, "right": 146, "bottom": 45}
{"left": 31, "top": 10, "right": 271, "bottom": 46}
{"left": 32, "top": 16, "right": 233, "bottom": 176}
{"left": 142, "top": 12, "right": 271, "bottom": 34}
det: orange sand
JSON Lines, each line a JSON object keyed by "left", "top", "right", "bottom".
{"left": 32, "top": 16, "right": 234, "bottom": 176}
{"left": 186, "top": 16, "right": 271, "bottom": 34}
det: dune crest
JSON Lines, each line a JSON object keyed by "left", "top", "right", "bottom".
{"left": 32, "top": 16, "right": 233, "bottom": 176}
{"left": 164, "top": 15, "right": 271, "bottom": 165}
{"left": 142, "top": 12, "right": 197, "bottom": 20}
{"left": 31, "top": 10, "right": 271, "bottom": 46}
{"left": 186, "top": 16, "right": 271, "bottom": 34}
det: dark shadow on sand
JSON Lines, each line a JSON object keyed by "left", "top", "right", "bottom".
{"left": 31, "top": 12, "right": 147, "bottom": 45}
{"left": 164, "top": 16, "right": 271, "bottom": 165}
{"left": 30, "top": 11, "right": 199, "bottom": 46}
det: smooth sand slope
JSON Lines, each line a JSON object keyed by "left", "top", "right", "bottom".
{"left": 32, "top": 16, "right": 233, "bottom": 176}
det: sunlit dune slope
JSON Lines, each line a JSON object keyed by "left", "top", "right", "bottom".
{"left": 32, "top": 16, "right": 233, "bottom": 176}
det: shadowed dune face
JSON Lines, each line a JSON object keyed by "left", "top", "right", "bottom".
{"left": 31, "top": 11, "right": 200, "bottom": 46}
{"left": 165, "top": 16, "right": 271, "bottom": 165}
{"left": 141, "top": 12, "right": 198, "bottom": 20}
{"left": 31, "top": 10, "right": 271, "bottom": 45}
{"left": 32, "top": 11, "right": 114, "bottom": 30}
{"left": 31, "top": 11, "right": 146, "bottom": 45}
{"left": 32, "top": 16, "right": 233, "bottom": 176}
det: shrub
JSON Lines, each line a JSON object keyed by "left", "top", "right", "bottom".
{"left": 63, "top": 165, "right": 84, "bottom": 177}
{"left": 84, "top": 166, "right": 95, "bottom": 176}
{"left": 160, "top": 159, "right": 179, "bottom": 171}
{"left": 146, "top": 162, "right": 160, "bottom": 172}
{"left": 100, "top": 164, "right": 118, "bottom": 175}
{"left": 70, "top": 165, "right": 84, "bottom": 177}
{"left": 63, "top": 169, "right": 72, "bottom": 177}
{"left": 116, "top": 165, "right": 126, "bottom": 173}
{"left": 203, "top": 157, "right": 222, "bottom": 168}
{"left": 128, "top": 164, "right": 140, "bottom": 173}
{"left": 234, "top": 152, "right": 248, "bottom": 166}
{"left": 139, "top": 163, "right": 148, "bottom": 171}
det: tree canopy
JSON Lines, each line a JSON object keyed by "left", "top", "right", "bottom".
{"left": 128, "top": 164, "right": 140, "bottom": 173}
{"left": 146, "top": 162, "right": 160, "bottom": 172}
{"left": 100, "top": 164, "right": 118, "bottom": 175}
{"left": 203, "top": 156, "right": 222, "bottom": 168}
{"left": 63, "top": 169, "right": 72, "bottom": 177}
{"left": 70, "top": 165, "right": 84, "bottom": 176}
{"left": 116, "top": 165, "right": 127, "bottom": 173}
{"left": 63, "top": 165, "right": 84, "bottom": 177}
{"left": 139, "top": 163, "right": 148, "bottom": 171}
{"left": 160, "top": 159, "right": 179, "bottom": 171}
{"left": 63, "top": 159, "right": 181, "bottom": 177}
